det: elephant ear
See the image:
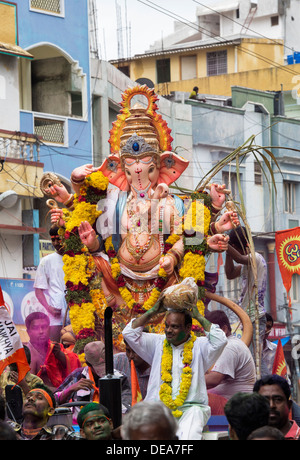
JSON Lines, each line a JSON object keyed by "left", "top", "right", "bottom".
{"left": 158, "top": 152, "right": 189, "bottom": 186}
{"left": 99, "top": 154, "right": 130, "bottom": 191}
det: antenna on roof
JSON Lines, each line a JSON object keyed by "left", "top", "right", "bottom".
{"left": 115, "top": 0, "right": 124, "bottom": 60}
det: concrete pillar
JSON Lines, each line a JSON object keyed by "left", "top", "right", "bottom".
{"left": 267, "top": 242, "right": 277, "bottom": 320}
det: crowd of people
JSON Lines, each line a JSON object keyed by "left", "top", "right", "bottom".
{"left": 0, "top": 303, "right": 299, "bottom": 440}
{"left": 0, "top": 225, "right": 299, "bottom": 441}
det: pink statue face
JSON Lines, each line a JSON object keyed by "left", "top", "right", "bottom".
{"left": 99, "top": 151, "right": 189, "bottom": 192}
{"left": 123, "top": 156, "right": 159, "bottom": 192}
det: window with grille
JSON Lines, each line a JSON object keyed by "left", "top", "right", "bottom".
{"left": 271, "top": 16, "right": 279, "bottom": 27}
{"left": 207, "top": 50, "right": 227, "bottom": 76}
{"left": 222, "top": 171, "right": 239, "bottom": 200}
{"left": 254, "top": 161, "right": 263, "bottom": 185}
{"left": 291, "top": 275, "right": 299, "bottom": 302}
{"left": 30, "top": 0, "right": 64, "bottom": 16}
{"left": 34, "top": 117, "right": 65, "bottom": 145}
{"left": 156, "top": 59, "right": 171, "bottom": 84}
{"left": 284, "top": 182, "right": 296, "bottom": 214}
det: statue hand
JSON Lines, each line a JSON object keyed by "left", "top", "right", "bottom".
{"left": 46, "top": 183, "right": 71, "bottom": 204}
{"left": 159, "top": 255, "right": 175, "bottom": 275}
{"left": 78, "top": 221, "right": 99, "bottom": 252}
{"left": 210, "top": 183, "right": 226, "bottom": 209}
{"left": 50, "top": 208, "right": 65, "bottom": 227}
{"left": 71, "top": 164, "right": 99, "bottom": 183}
{"left": 208, "top": 234, "right": 229, "bottom": 252}
{"left": 215, "top": 211, "right": 240, "bottom": 233}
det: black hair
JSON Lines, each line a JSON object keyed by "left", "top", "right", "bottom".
{"left": 23, "top": 344, "right": 31, "bottom": 365}
{"left": 247, "top": 425, "right": 285, "bottom": 440}
{"left": 224, "top": 392, "right": 270, "bottom": 440}
{"left": 228, "top": 226, "right": 248, "bottom": 252}
{"left": 0, "top": 420, "right": 17, "bottom": 440}
{"left": 253, "top": 374, "right": 291, "bottom": 403}
{"left": 25, "top": 311, "right": 50, "bottom": 330}
{"left": 49, "top": 225, "right": 60, "bottom": 237}
{"left": 265, "top": 312, "right": 274, "bottom": 325}
{"left": 165, "top": 310, "right": 192, "bottom": 327}
{"left": 77, "top": 403, "right": 111, "bottom": 428}
{"left": 31, "top": 383, "right": 56, "bottom": 409}
{"left": 0, "top": 395, "right": 5, "bottom": 421}
{"left": 205, "top": 310, "right": 231, "bottom": 334}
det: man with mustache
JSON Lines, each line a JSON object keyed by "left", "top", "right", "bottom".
{"left": 254, "top": 375, "right": 300, "bottom": 439}
{"left": 8, "top": 383, "right": 79, "bottom": 440}
{"left": 9, "top": 384, "right": 54, "bottom": 440}
{"left": 122, "top": 281, "right": 227, "bottom": 440}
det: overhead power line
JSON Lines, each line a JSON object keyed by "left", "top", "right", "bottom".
{"left": 137, "top": 0, "right": 300, "bottom": 77}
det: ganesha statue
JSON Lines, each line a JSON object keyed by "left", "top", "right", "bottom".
{"left": 48, "top": 85, "right": 238, "bottom": 348}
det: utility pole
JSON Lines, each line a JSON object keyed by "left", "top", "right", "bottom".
{"left": 280, "top": 295, "right": 300, "bottom": 401}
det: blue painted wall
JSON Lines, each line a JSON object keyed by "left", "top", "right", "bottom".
{"left": 15, "top": 0, "right": 92, "bottom": 179}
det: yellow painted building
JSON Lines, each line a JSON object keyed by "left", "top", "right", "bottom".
{"left": 111, "top": 37, "right": 299, "bottom": 97}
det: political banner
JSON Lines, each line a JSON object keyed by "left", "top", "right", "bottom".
{"left": 0, "top": 286, "right": 30, "bottom": 382}
{"left": 0, "top": 278, "right": 48, "bottom": 325}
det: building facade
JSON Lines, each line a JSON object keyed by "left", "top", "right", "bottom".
{"left": 0, "top": 1, "right": 193, "bottom": 285}
{"left": 111, "top": 0, "right": 300, "bottom": 97}
{"left": 184, "top": 86, "right": 300, "bottom": 332}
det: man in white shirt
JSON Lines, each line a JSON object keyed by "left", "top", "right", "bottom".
{"left": 205, "top": 310, "right": 256, "bottom": 400}
{"left": 225, "top": 226, "right": 268, "bottom": 375}
{"left": 122, "top": 284, "right": 227, "bottom": 440}
{"left": 34, "top": 226, "right": 68, "bottom": 342}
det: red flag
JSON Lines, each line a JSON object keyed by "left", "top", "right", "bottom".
{"left": 272, "top": 339, "right": 287, "bottom": 378}
{"left": 0, "top": 285, "right": 30, "bottom": 383}
{"left": 130, "top": 359, "right": 142, "bottom": 406}
{"left": 275, "top": 227, "right": 300, "bottom": 291}
{"left": 275, "top": 227, "right": 300, "bottom": 317}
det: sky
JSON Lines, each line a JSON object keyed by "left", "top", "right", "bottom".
{"left": 95, "top": 0, "right": 215, "bottom": 61}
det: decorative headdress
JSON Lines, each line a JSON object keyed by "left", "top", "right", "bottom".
{"left": 109, "top": 85, "right": 173, "bottom": 168}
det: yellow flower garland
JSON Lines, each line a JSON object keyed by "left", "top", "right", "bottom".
{"left": 159, "top": 332, "right": 196, "bottom": 418}
{"left": 179, "top": 252, "right": 205, "bottom": 283}
{"left": 61, "top": 168, "right": 212, "bottom": 354}
{"left": 65, "top": 201, "right": 101, "bottom": 232}
{"left": 62, "top": 171, "right": 108, "bottom": 343}
{"left": 63, "top": 254, "right": 94, "bottom": 286}
{"left": 69, "top": 302, "right": 95, "bottom": 335}
{"left": 158, "top": 196, "right": 212, "bottom": 415}
{"left": 184, "top": 200, "right": 211, "bottom": 235}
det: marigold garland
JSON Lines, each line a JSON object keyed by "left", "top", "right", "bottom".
{"left": 61, "top": 171, "right": 109, "bottom": 352}
{"left": 104, "top": 234, "right": 180, "bottom": 314}
{"left": 159, "top": 332, "right": 197, "bottom": 417}
{"left": 60, "top": 171, "right": 212, "bottom": 355}
{"left": 181, "top": 194, "right": 212, "bottom": 331}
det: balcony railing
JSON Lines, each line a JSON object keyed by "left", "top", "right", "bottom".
{"left": 0, "top": 130, "right": 41, "bottom": 163}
